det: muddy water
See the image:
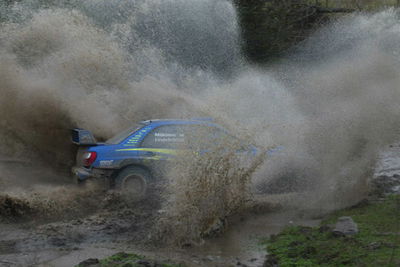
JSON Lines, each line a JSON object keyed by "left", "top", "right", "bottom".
{"left": 375, "top": 144, "right": 400, "bottom": 177}
{"left": 0, "top": 194, "right": 320, "bottom": 267}
{"left": 0, "top": 212, "right": 319, "bottom": 267}
{"left": 0, "top": 143, "right": 399, "bottom": 267}
{"left": 186, "top": 209, "right": 320, "bottom": 266}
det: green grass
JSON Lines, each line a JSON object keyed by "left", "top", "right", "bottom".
{"left": 264, "top": 195, "right": 400, "bottom": 266}
{"left": 307, "top": 0, "right": 399, "bottom": 10}
{"left": 99, "top": 252, "right": 143, "bottom": 267}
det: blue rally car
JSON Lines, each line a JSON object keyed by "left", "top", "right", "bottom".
{"left": 72, "top": 119, "right": 257, "bottom": 199}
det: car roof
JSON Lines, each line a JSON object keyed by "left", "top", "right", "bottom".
{"left": 139, "top": 118, "right": 217, "bottom": 127}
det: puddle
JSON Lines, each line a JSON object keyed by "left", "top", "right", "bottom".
{"left": 185, "top": 210, "right": 320, "bottom": 266}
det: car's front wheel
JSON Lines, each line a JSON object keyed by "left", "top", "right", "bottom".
{"left": 114, "top": 166, "right": 152, "bottom": 201}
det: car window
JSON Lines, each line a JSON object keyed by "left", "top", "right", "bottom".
{"left": 106, "top": 124, "right": 143, "bottom": 144}
{"left": 140, "top": 125, "right": 186, "bottom": 149}
{"left": 140, "top": 124, "right": 239, "bottom": 150}
{"left": 183, "top": 125, "right": 231, "bottom": 149}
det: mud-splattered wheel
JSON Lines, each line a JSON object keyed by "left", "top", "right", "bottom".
{"left": 114, "top": 166, "right": 152, "bottom": 201}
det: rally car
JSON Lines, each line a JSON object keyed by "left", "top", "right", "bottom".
{"left": 72, "top": 119, "right": 257, "bottom": 199}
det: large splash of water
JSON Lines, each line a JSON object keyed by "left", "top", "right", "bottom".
{"left": 0, "top": 0, "right": 240, "bottom": 166}
{"left": 1, "top": 1, "right": 400, "bottom": 212}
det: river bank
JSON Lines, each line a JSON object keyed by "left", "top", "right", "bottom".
{"left": 264, "top": 194, "right": 400, "bottom": 266}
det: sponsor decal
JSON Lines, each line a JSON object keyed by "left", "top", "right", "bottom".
{"left": 99, "top": 160, "right": 114, "bottom": 167}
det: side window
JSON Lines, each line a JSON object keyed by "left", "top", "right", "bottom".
{"left": 140, "top": 125, "right": 185, "bottom": 149}
{"left": 182, "top": 125, "right": 231, "bottom": 149}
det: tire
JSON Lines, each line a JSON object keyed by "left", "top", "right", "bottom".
{"left": 114, "top": 166, "right": 152, "bottom": 201}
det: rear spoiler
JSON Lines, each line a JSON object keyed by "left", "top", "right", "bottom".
{"left": 71, "top": 128, "right": 97, "bottom": 146}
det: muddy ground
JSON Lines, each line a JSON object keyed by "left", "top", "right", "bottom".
{"left": 0, "top": 194, "right": 320, "bottom": 267}
{"left": 1, "top": 145, "right": 400, "bottom": 267}
{"left": 0, "top": 175, "right": 318, "bottom": 267}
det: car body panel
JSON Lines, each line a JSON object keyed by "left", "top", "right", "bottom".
{"left": 72, "top": 119, "right": 251, "bottom": 182}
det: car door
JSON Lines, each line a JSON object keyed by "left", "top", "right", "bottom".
{"left": 139, "top": 124, "right": 186, "bottom": 161}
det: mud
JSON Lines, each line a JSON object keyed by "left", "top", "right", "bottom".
{"left": 0, "top": 192, "right": 161, "bottom": 266}
{"left": 0, "top": 195, "right": 317, "bottom": 267}
{"left": 0, "top": 150, "right": 398, "bottom": 267}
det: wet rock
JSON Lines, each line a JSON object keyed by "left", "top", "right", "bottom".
{"left": 77, "top": 258, "right": 99, "bottom": 266}
{"left": 332, "top": 216, "right": 358, "bottom": 236}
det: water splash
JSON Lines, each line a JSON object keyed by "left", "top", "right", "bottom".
{"left": 1, "top": 2, "right": 400, "bottom": 214}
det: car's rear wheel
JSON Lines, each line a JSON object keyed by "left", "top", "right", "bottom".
{"left": 114, "top": 166, "right": 152, "bottom": 201}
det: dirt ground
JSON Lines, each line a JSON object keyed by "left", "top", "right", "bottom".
{"left": 0, "top": 182, "right": 319, "bottom": 267}
{"left": 1, "top": 145, "right": 400, "bottom": 267}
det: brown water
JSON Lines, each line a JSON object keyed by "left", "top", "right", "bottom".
{"left": 0, "top": 207, "right": 319, "bottom": 267}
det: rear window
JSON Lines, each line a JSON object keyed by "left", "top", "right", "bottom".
{"left": 106, "top": 124, "right": 143, "bottom": 144}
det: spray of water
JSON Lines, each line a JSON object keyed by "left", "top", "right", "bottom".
{"left": 1, "top": 0, "right": 400, "bottom": 240}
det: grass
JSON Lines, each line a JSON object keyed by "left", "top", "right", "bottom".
{"left": 307, "top": 0, "right": 400, "bottom": 10}
{"left": 99, "top": 252, "right": 143, "bottom": 267}
{"left": 76, "top": 252, "right": 185, "bottom": 267}
{"left": 263, "top": 195, "right": 400, "bottom": 266}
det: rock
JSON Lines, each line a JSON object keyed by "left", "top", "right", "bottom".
{"left": 332, "top": 216, "right": 358, "bottom": 236}
{"left": 77, "top": 258, "right": 100, "bottom": 266}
